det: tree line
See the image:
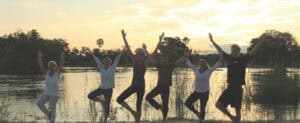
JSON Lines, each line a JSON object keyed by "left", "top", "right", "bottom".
{"left": 0, "top": 29, "right": 299, "bottom": 74}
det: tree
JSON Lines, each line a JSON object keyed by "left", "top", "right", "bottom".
{"left": 0, "top": 30, "right": 68, "bottom": 74}
{"left": 1, "top": 29, "right": 300, "bottom": 74}
{"left": 248, "top": 30, "right": 299, "bottom": 68}
{"left": 157, "top": 36, "right": 189, "bottom": 62}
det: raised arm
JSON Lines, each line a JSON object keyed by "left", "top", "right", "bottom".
{"left": 210, "top": 56, "right": 223, "bottom": 71}
{"left": 89, "top": 51, "right": 104, "bottom": 70}
{"left": 58, "top": 52, "right": 64, "bottom": 72}
{"left": 174, "top": 56, "right": 186, "bottom": 66}
{"left": 151, "top": 32, "right": 164, "bottom": 55}
{"left": 142, "top": 43, "right": 149, "bottom": 56}
{"left": 37, "top": 50, "right": 46, "bottom": 74}
{"left": 121, "top": 29, "right": 134, "bottom": 60}
{"left": 209, "top": 33, "right": 224, "bottom": 54}
{"left": 145, "top": 32, "right": 164, "bottom": 65}
{"left": 248, "top": 38, "right": 265, "bottom": 56}
{"left": 186, "top": 58, "right": 198, "bottom": 71}
{"left": 111, "top": 50, "right": 124, "bottom": 68}
{"left": 183, "top": 49, "right": 198, "bottom": 67}
{"left": 111, "top": 55, "right": 121, "bottom": 68}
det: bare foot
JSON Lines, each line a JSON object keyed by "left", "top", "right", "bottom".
{"left": 103, "top": 115, "right": 109, "bottom": 123}
{"left": 198, "top": 112, "right": 205, "bottom": 123}
{"left": 104, "top": 112, "right": 109, "bottom": 120}
{"left": 134, "top": 111, "right": 141, "bottom": 123}
{"left": 160, "top": 107, "right": 168, "bottom": 120}
{"left": 233, "top": 116, "right": 240, "bottom": 123}
{"left": 229, "top": 116, "right": 236, "bottom": 123}
{"left": 118, "top": 102, "right": 139, "bottom": 122}
{"left": 197, "top": 112, "right": 202, "bottom": 120}
{"left": 160, "top": 108, "right": 165, "bottom": 120}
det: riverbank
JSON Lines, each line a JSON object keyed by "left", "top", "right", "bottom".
{"left": 1, "top": 120, "right": 299, "bottom": 123}
{"left": 150, "top": 120, "right": 299, "bottom": 123}
{"left": 139, "top": 119, "right": 299, "bottom": 123}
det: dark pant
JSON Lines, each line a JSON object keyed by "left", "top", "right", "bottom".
{"left": 185, "top": 91, "right": 209, "bottom": 119}
{"left": 146, "top": 86, "right": 170, "bottom": 115}
{"left": 217, "top": 85, "right": 243, "bottom": 109}
{"left": 117, "top": 85, "right": 145, "bottom": 111}
{"left": 87, "top": 88, "right": 113, "bottom": 114}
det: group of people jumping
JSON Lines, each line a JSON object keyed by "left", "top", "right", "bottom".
{"left": 36, "top": 29, "right": 264, "bottom": 123}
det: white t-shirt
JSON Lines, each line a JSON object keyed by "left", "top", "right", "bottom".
{"left": 44, "top": 71, "right": 61, "bottom": 96}
{"left": 186, "top": 59, "right": 221, "bottom": 92}
{"left": 92, "top": 54, "right": 121, "bottom": 89}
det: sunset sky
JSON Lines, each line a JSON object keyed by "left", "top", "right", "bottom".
{"left": 0, "top": 0, "right": 299, "bottom": 52}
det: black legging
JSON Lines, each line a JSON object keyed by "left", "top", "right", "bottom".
{"left": 117, "top": 85, "right": 145, "bottom": 111}
{"left": 146, "top": 86, "right": 170, "bottom": 117}
{"left": 185, "top": 91, "right": 209, "bottom": 119}
{"left": 87, "top": 88, "right": 113, "bottom": 114}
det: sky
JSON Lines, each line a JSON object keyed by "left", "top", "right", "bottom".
{"left": 0, "top": 0, "right": 300, "bottom": 52}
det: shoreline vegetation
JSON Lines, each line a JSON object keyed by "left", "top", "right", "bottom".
{"left": 0, "top": 66, "right": 299, "bottom": 76}
{"left": 0, "top": 29, "right": 300, "bottom": 74}
{"left": 0, "top": 120, "right": 299, "bottom": 123}
{"left": 0, "top": 30, "right": 299, "bottom": 123}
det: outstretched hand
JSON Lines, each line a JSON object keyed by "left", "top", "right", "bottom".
{"left": 175, "top": 56, "right": 187, "bottom": 65}
{"left": 142, "top": 43, "right": 147, "bottom": 50}
{"left": 159, "top": 32, "right": 165, "bottom": 42}
{"left": 121, "top": 29, "right": 126, "bottom": 38}
{"left": 209, "top": 33, "right": 213, "bottom": 41}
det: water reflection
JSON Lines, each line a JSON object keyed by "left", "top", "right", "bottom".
{"left": 0, "top": 67, "right": 299, "bottom": 122}
{"left": 248, "top": 68, "right": 300, "bottom": 120}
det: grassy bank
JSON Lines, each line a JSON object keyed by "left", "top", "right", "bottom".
{"left": 141, "top": 119, "right": 299, "bottom": 123}
{"left": 1, "top": 120, "right": 299, "bottom": 123}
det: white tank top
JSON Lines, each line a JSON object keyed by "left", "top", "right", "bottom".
{"left": 44, "top": 71, "right": 60, "bottom": 96}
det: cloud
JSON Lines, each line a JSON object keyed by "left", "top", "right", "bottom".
{"left": 0, "top": 0, "right": 300, "bottom": 51}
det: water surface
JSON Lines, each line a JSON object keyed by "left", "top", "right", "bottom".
{"left": 0, "top": 67, "right": 299, "bottom": 122}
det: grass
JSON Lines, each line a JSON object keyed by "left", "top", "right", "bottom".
{"left": 140, "top": 119, "right": 300, "bottom": 123}
{"left": 1, "top": 120, "right": 299, "bottom": 123}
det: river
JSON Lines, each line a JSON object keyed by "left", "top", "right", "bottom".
{"left": 0, "top": 67, "right": 299, "bottom": 122}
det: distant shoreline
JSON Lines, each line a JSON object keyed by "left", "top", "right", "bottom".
{"left": 0, "top": 66, "right": 299, "bottom": 76}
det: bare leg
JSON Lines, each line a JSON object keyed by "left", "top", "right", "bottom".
{"left": 234, "top": 108, "right": 241, "bottom": 123}
{"left": 146, "top": 87, "right": 161, "bottom": 109}
{"left": 146, "top": 86, "right": 170, "bottom": 120}
{"left": 185, "top": 92, "right": 200, "bottom": 119}
{"left": 119, "top": 102, "right": 140, "bottom": 123}
{"left": 216, "top": 102, "right": 235, "bottom": 121}
{"left": 160, "top": 87, "right": 170, "bottom": 120}
{"left": 117, "top": 86, "right": 138, "bottom": 120}
{"left": 121, "top": 102, "right": 136, "bottom": 114}
{"left": 135, "top": 87, "right": 145, "bottom": 123}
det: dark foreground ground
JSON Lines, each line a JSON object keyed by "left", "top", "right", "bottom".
{"left": 138, "top": 119, "right": 298, "bottom": 123}
{"left": 1, "top": 120, "right": 300, "bottom": 123}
